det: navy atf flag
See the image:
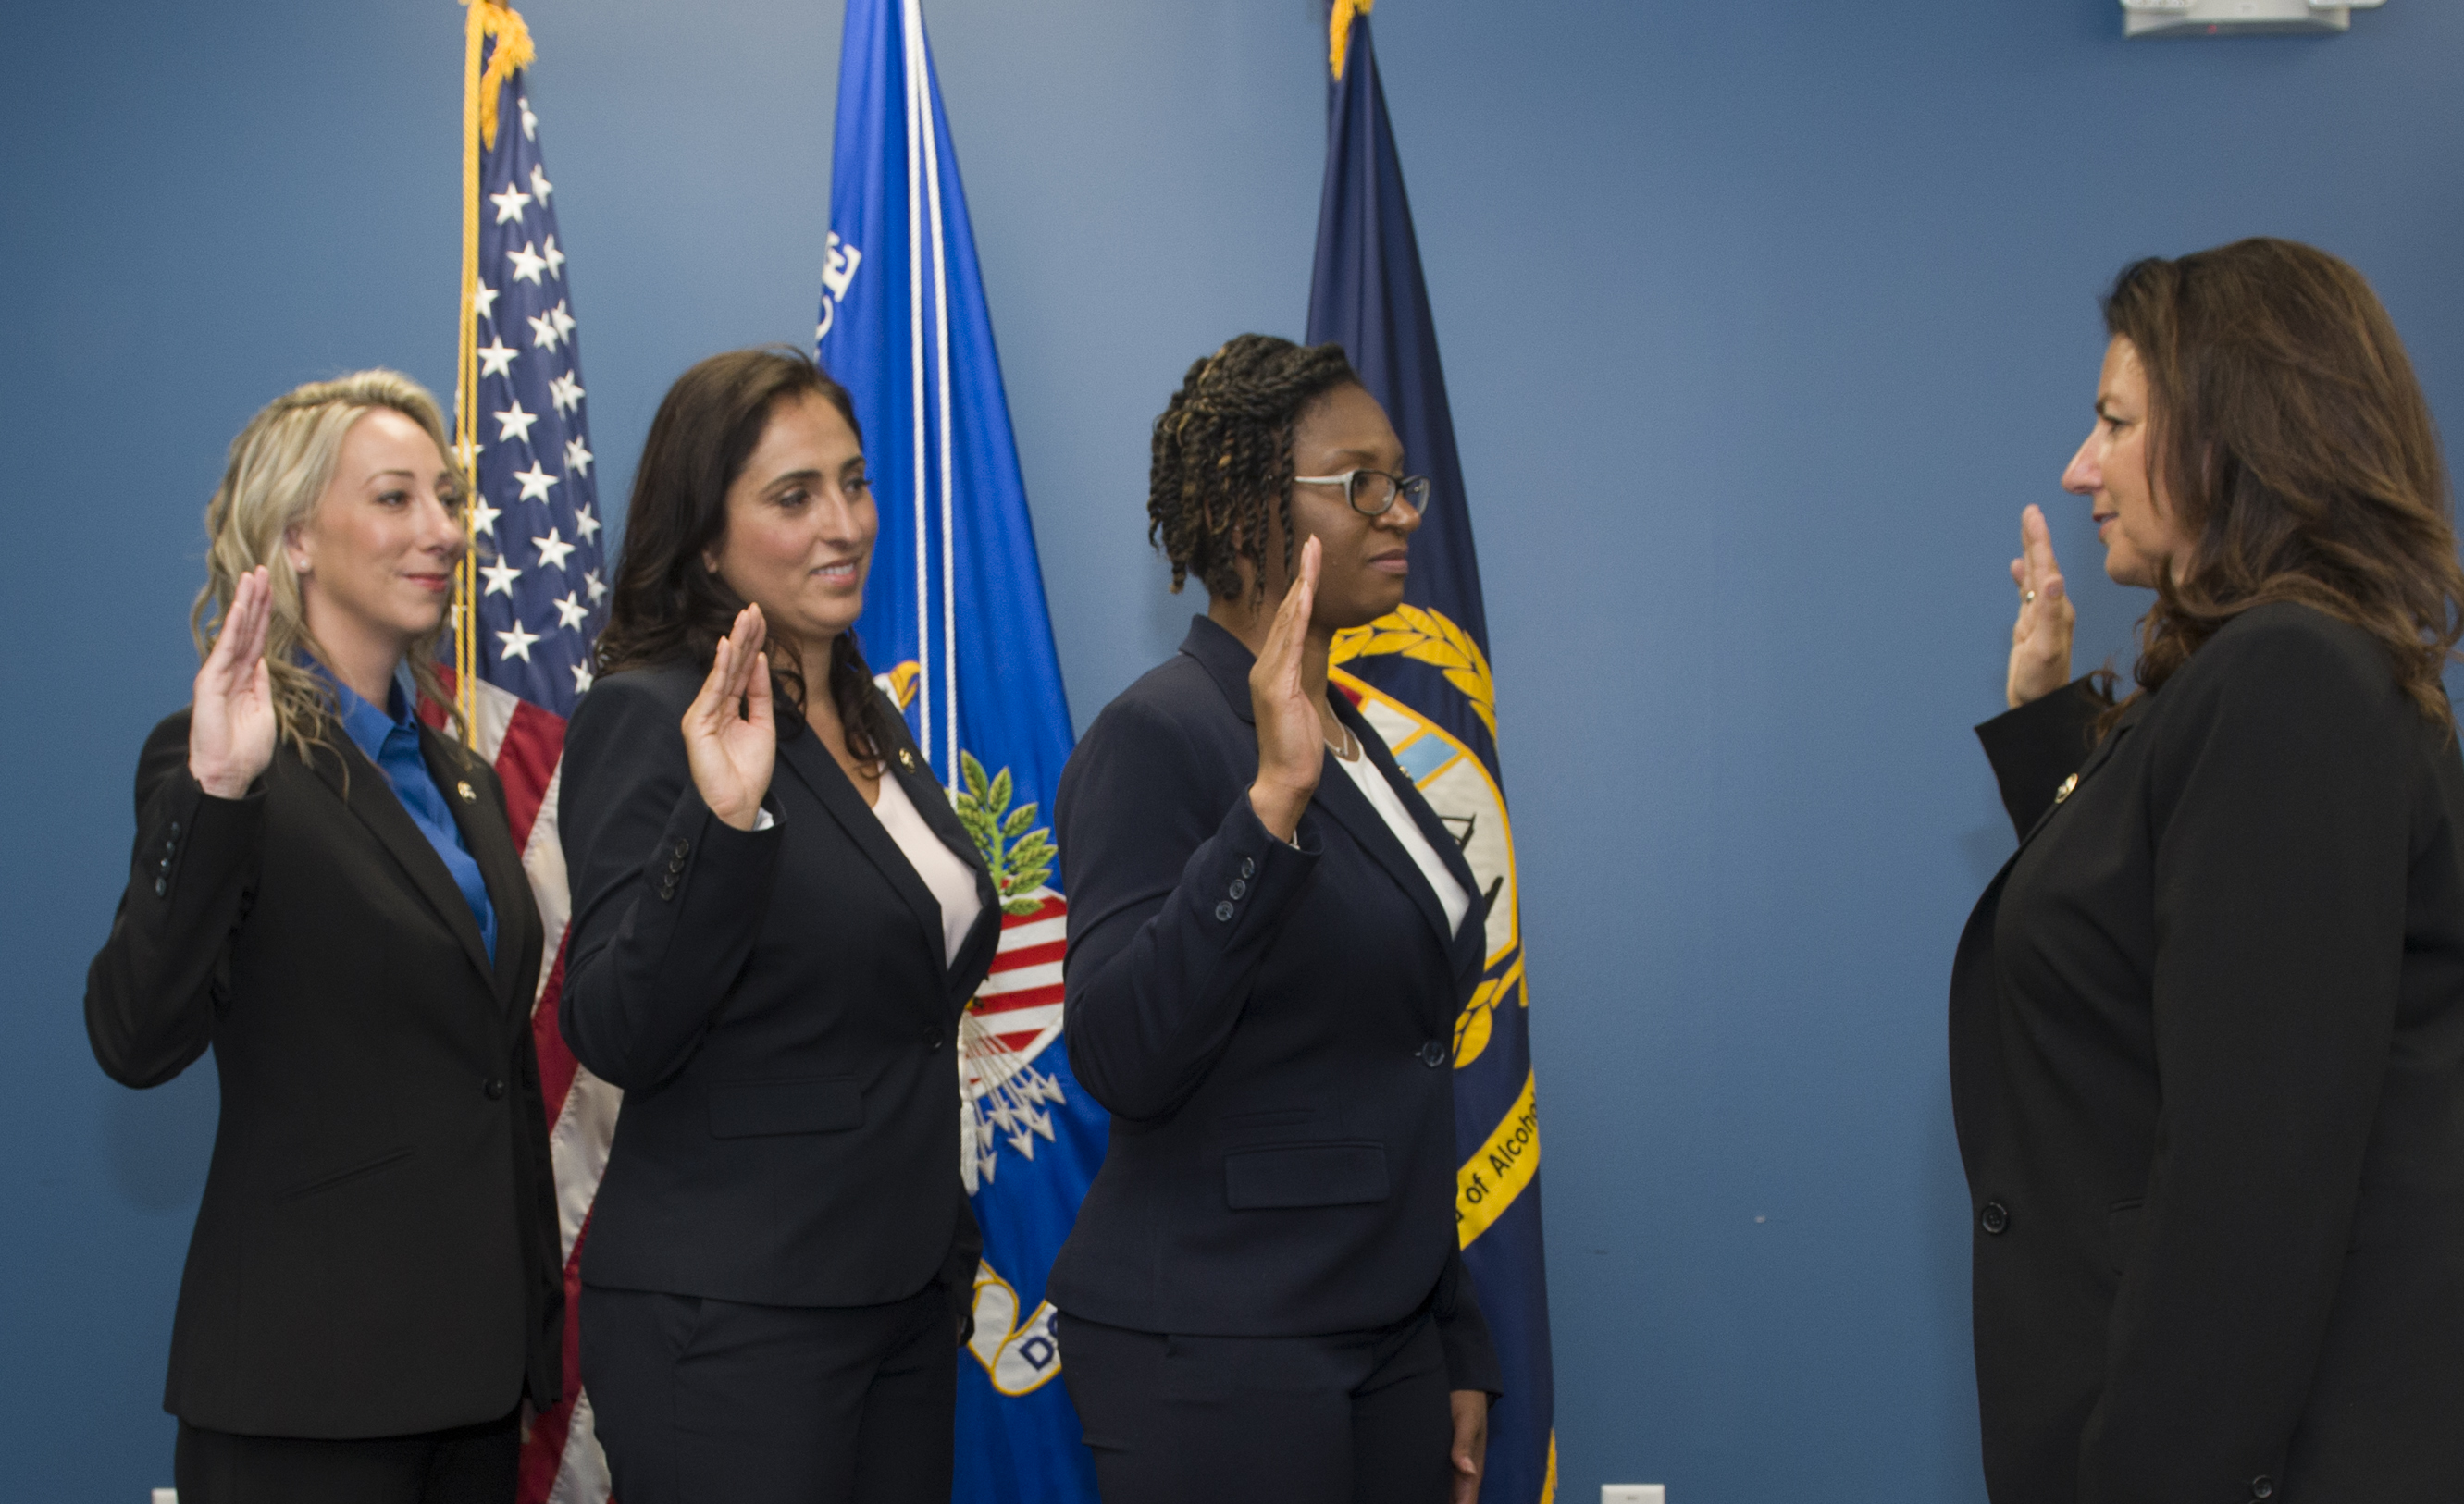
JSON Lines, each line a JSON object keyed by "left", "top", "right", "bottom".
{"left": 817, "top": 3, "right": 1103, "bottom": 1501}
{"left": 1308, "top": 4, "right": 1557, "bottom": 1498}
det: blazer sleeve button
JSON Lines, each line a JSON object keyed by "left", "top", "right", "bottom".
{"left": 2251, "top": 1478, "right": 2274, "bottom": 1500}
{"left": 1214, "top": 900, "right": 1235, "bottom": 922}
{"left": 484, "top": 1079, "right": 507, "bottom": 1100}
{"left": 1240, "top": 857, "right": 1256, "bottom": 880}
{"left": 154, "top": 877, "right": 167, "bottom": 898}
{"left": 923, "top": 1025, "right": 945, "bottom": 1050}
{"left": 1419, "top": 1040, "right": 1448, "bottom": 1067}
{"left": 672, "top": 838, "right": 690, "bottom": 860}
{"left": 1979, "top": 1202, "right": 2010, "bottom": 1235}
{"left": 1229, "top": 879, "right": 1247, "bottom": 900}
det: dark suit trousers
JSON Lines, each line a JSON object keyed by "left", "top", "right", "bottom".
{"left": 173, "top": 1411, "right": 517, "bottom": 1504}
{"left": 1059, "top": 1304, "right": 1453, "bottom": 1504}
{"left": 581, "top": 1282, "right": 955, "bottom": 1504}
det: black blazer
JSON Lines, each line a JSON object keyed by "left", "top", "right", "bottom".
{"left": 1952, "top": 601, "right": 2464, "bottom": 1504}
{"left": 557, "top": 661, "right": 997, "bottom": 1314}
{"left": 85, "top": 710, "right": 559, "bottom": 1439}
{"left": 1049, "top": 617, "right": 1501, "bottom": 1393}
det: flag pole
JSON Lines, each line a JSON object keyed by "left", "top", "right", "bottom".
{"left": 454, "top": 0, "right": 534, "bottom": 746}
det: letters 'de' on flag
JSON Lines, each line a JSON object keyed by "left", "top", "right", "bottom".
{"left": 818, "top": 3, "right": 1105, "bottom": 1501}
{"left": 1310, "top": 6, "right": 1558, "bottom": 1500}
{"left": 441, "top": 6, "right": 617, "bottom": 1502}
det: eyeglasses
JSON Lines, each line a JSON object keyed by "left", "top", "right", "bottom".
{"left": 1291, "top": 469, "right": 1431, "bottom": 518}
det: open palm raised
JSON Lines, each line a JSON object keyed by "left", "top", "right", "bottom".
{"left": 685, "top": 604, "right": 776, "bottom": 831}
{"left": 189, "top": 566, "right": 279, "bottom": 799}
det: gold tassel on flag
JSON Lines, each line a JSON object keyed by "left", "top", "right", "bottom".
{"left": 453, "top": 0, "right": 535, "bottom": 746}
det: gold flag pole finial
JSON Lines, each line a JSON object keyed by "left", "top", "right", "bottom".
{"left": 452, "top": 0, "right": 535, "bottom": 746}
{"left": 1330, "top": 0, "right": 1373, "bottom": 80}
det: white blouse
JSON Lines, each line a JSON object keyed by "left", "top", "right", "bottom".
{"left": 868, "top": 772, "right": 984, "bottom": 968}
{"left": 1334, "top": 747, "right": 1471, "bottom": 939}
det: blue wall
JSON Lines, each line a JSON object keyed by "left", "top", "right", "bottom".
{"left": 6, "top": 2, "right": 2461, "bottom": 1499}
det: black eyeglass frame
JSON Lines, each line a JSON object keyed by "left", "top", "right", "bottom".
{"left": 1290, "top": 468, "right": 1432, "bottom": 518}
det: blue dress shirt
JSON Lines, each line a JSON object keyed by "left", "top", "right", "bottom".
{"left": 324, "top": 665, "right": 499, "bottom": 964}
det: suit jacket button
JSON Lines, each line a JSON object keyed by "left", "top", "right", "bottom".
{"left": 154, "top": 877, "right": 167, "bottom": 898}
{"left": 484, "top": 1079, "right": 507, "bottom": 1100}
{"left": 1419, "top": 1040, "right": 1448, "bottom": 1067}
{"left": 1229, "top": 879, "right": 1247, "bottom": 900}
{"left": 1979, "top": 1202, "right": 2010, "bottom": 1235}
{"left": 672, "top": 838, "right": 690, "bottom": 860}
{"left": 1214, "top": 900, "right": 1235, "bottom": 922}
{"left": 2251, "top": 1478, "right": 2274, "bottom": 1500}
{"left": 658, "top": 880, "right": 676, "bottom": 901}
{"left": 923, "top": 1025, "right": 945, "bottom": 1051}
{"left": 1240, "top": 857, "right": 1256, "bottom": 880}
{"left": 167, "top": 821, "right": 180, "bottom": 836}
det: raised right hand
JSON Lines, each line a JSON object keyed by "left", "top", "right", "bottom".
{"left": 189, "top": 566, "right": 278, "bottom": 799}
{"left": 684, "top": 605, "right": 774, "bottom": 832}
{"left": 2007, "top": 504, "right": 2076, "bottom": 709}
{"left": 1246, "top": 536, "right": 1323, "bottom": 843}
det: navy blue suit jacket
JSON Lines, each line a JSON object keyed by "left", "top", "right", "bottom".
{"left": 558, "top": 661, "right": 997, "bottom": 1317}
{"left": 1049, "top": 617, "right": 1500, "bottom": 1394}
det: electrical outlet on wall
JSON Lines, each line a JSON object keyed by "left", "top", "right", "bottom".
{"left": 1603, "top": 1487, "right": 1666, "bottom": 1504}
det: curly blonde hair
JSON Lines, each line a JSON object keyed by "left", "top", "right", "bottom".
{"left": 193, "top": 370, "right": 468, "bottom": 761}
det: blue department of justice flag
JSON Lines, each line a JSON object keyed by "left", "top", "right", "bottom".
{"left": 1310, "top": 5, "right": 1558, "bottom": 1499}
{"left": 468, "top": 47, "right": 605, "bottom": 714}
{"left": 817, "top": 3, "right": 1103, "bottom": 1500}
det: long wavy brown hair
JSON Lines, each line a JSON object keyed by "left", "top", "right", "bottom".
{"left": 2100, "top": 238, "right": 2464, "bottom": 733}
{"left": 592, "top": 346, "right": 887, "bottom": 769}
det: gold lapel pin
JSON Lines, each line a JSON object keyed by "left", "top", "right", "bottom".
{"left": 898, "top": 748, "right": 917, "bottom": 770}
{"left": 457, "top": 780, "right": 477, "bottom": 803}
{"left": 2053, "top": 773, "right": 2078, "bottom": 805}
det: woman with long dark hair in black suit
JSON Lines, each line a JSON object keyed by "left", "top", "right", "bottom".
{"left": 1051, "top": 336, "right": 1500, "bottom": 1504}
{"left": 86, "top": 371, "right": 561, "bottom": 1503}
{"left": 558, "top": 347, "right": 998, "bottom": 1504}
{"left": 1957, "top": 239, "right": 2464, "bottom": 1503}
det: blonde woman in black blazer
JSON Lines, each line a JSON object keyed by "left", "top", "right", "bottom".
{"left": 86, "top": 373, "right": 560, "bottom": 1504}
{"left": 1955, "top": 240, "right": 2464, "bottom": 1504}
{"left": 559, "top": 349, "right": 997, "bottom": 1504}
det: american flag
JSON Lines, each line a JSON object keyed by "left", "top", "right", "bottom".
{"left": 440, "top": 43, "right": 617, "bottom": 1504}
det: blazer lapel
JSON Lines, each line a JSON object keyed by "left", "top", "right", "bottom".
{"left": 1339, "top": 694, "right": 1486, "bottom": 979}
{"left": 776, "top": 726, "right": 949, "bottom": 992}
{"left": 876, "top": 726, "right": 1005, "bottom": 998}
{"left": 2009, "top": 697, "right": 2151, "bottom": 858}
{"left": 303, "top": 736, "right": 498, "bottom": 995}
{"left": 1310, "top": 742, "right": 1458, "bottom": 957}
{"left": 421, "top": 728, "right": 535, "bottom": 1020}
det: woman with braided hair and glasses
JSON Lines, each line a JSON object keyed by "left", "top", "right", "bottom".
{"left": 1051, "top": 335, "right": 1500, "bottom": 1504}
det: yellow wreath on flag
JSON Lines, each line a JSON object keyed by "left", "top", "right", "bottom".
{"left": 1329, "top": 603, "right": 1497, "bottom": 742}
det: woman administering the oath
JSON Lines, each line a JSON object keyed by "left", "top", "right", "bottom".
{"left": 1052, "top": 336, "right": 1499, "bottom": 1504}
{"left": 85, "top": 372, "right": 562, "bottom": 1504}
{"left": 1956, "top": 239, "right": 2464, "bottom": 1503}
{"left": 559, "top": 348, "right": 997, "bottom": 1504}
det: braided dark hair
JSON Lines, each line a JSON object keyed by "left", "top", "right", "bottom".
{"left": 1147, "top": 335, "right": 1360, "bottom": 600}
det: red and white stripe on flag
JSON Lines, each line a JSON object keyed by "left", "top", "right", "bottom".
{"left": 430, "top": 672, "right": 618, "bottom": 1504}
